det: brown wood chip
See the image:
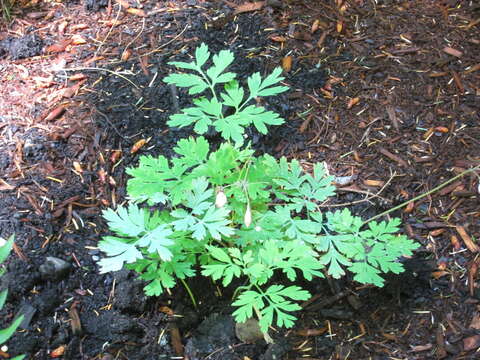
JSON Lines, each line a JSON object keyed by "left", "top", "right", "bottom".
{"left": 443, "top": 46, "right": 463, "bottom": 57}
{"left": 378, "top": 147, "right": 408, "bottom": 167}
{"left": 456, "top": 225, "right": 479, "bottom": 252}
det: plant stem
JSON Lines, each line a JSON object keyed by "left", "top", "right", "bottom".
{"left": 179, "top": 278, "right": 197, "bottom": 310}
{"left": 363, "top": 165, "right": 480, "bottom": 225}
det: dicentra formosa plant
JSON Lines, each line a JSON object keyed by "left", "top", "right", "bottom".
{"left": 98, "top": 44, "right": 419, "bottom": 333}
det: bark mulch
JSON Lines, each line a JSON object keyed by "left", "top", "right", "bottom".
{"left": 0, "top": 0, "right": 479, "bottom": 359}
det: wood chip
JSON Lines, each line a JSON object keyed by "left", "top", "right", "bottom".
{"left": 126, "top": 8, "right": 147, "bottom": 17}
{"left": 463, "top": 335, "right": 480, "bottom": 351}
{"left": 363, "top": 179, "right": 384, "bottom": 187}
{"left": 44, "top": 106, "right": 66, "bottom": 122}
{"left": 443, "top": 46, "right": 462, "bottom": 57}
{"left": 234, "top": 1, "right": 265, "bottom": 14}
{"left": 0, "top": 179, "right": 15, "bottom": 191}
{"left": 378, "top": 147, "right": 408, "bottom": 167}
{"left": 281, "top": 55, "right": 292, "bottom": 72}
{"left": 456, "top": 225, "right": 479, "bottom": 252}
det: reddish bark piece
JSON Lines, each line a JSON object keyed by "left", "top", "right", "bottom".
{"left": 363, "top": 179, "right": 384, "bottom": 187}
{"left": 443, "top": 46, "right": 462, "bottom": 57}
{"left": 51, "top": 345, "right": 66, "bottom": 358}
{"left": 45, "top": 39, "right": 72, "bottom": 53}
{"left": 456, "top": 226, "right": 479, "bottom": 252}
{"left": 127, "top": 8, "right": 147, "bottom": 17}
{"left": 0, "top": 179, "right": 14, "bottom": 191}
{"left": 463, "top": 335, "right": 480, "bottom": 351}
{"left": 269, "top": 35, "right": 287, "bottom": 42}
{"left": 282, "top": 56, "right": 292, "bottom": 72}
{"left": 44, "top": 106, "right": 66, "bottom": 122}
{"left": 71, "top": 35, "right": 87, "bottom": 45}
{"left": 378, "top": 147, "right": 408, "bottom": 167}
{"left": 115, "top": 0, "right": 130, "bottom": 8}
{"left": 69, "top": 73, "right": 87, "bottom": 81}
{"left": 131, "top": 139, "right": 147, "bottom": 154}
{"left": 347, "top": 97, "right": 360, "bottom": 109}
{"left": 234, "top": 1, "right": 265, "bottom": 15}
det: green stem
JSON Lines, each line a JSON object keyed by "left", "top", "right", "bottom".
{"left": 363, "top": 165, "right": 480, "bottom": 225}
{"left": 179, "top": 278, "right": 197, "bottom": 310}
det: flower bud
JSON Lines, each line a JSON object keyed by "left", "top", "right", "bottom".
{"left": 215, "top": 190, "right": 227, "bottom": 208}
{"left": 244, "top": 203, "right": 252, "bottom": 227}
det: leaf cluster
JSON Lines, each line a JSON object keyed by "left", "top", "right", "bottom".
{"left": 164, "top": 43, "right": 288, "bottom": 143}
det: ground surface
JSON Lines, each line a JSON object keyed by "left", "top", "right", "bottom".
{"left": 0, "top": 0, "right": 479, "bottom": 359}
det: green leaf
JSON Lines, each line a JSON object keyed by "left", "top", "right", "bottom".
{"left": 0, "top": 314, "right": 23, "bottom": 345}
{"left": 102, "top": 205, "right": 146, "bottom": 237}
{"left": 184, "top": 177, "right": 214, "bottom": 215}
{"left": 195, "top": 42, "right": 210, "bottom": 68}
{"left": 173, "top": 136, "right": 210, "bottom": 167}
{"left": 193, "top": 97, "right": 223, "bottom": 117}
{"left": 206, "top": 49, "right": 235, "bottom": 84}
{"left": 0, "top": 234, "right": 14, "bottom": 264}
{"left": 220, "top": 80, "right": 244, "bottom": 108}
{"left": 98, "top": 236, "right": 143, "bottom": 273}
{"left": 247, "top": 67, "right": 288, "bottom": 98}
{"left": 206, "top": 245, "right": 231, "bottom": 263}
{"left": 163, "top": 73, "right": 209, "bottom": 95}
{"left": 239, "top": 105, "right": 284, "bottom": 134}
{"left": 137, "top": 224, "right": 174, "bottom": 261}
{"left": 168, "top": 107, "right": 213, "bottom": 134}
{"left": 192, "top": 206, "right": 234, "bottom": 240}
{"left": 214, "top": 117, "right": 246, "bottom": 144}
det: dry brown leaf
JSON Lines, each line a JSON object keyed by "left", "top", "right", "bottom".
{"left": 234, "top": 1, "right": 265, "bottom": 15}
{"left": 281, "top": 56, "right": 292, "bottom": 72}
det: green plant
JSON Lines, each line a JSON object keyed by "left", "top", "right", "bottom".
{"left": 163, "top": 43, "right": 288, "bottom": 143}
{"left": 0, "top": 235, "right": 25, "bottom": 360}
{"left": 1, "top": 0, "right": 14, "bottom": 21}
{"left": 98, "top": 44, "right": 419, "bottom": 334}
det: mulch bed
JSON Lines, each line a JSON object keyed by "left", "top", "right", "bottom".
{"left": 0, "top": 0, "right": 479, "bottom": 359}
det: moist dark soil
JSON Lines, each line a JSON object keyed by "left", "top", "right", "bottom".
{"left": 0, "top": 0, "right": 479, "bottom": 359}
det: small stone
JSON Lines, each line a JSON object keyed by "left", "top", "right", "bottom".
{"left": 235, "top": 318, "right": 264, "bottom": 343}
{"left": 39, "top": 256, "right": 71, "bottom": 281}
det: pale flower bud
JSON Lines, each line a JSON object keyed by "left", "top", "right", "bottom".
{"left": 215, "top": 190, "right": 227, "bottom": 208}
{"left": 244, "top": 203, "right": 252, "bottom": 227}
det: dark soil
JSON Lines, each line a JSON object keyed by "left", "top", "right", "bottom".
{"left": 0, "top": 0, "right": 479, "bottom": 359}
